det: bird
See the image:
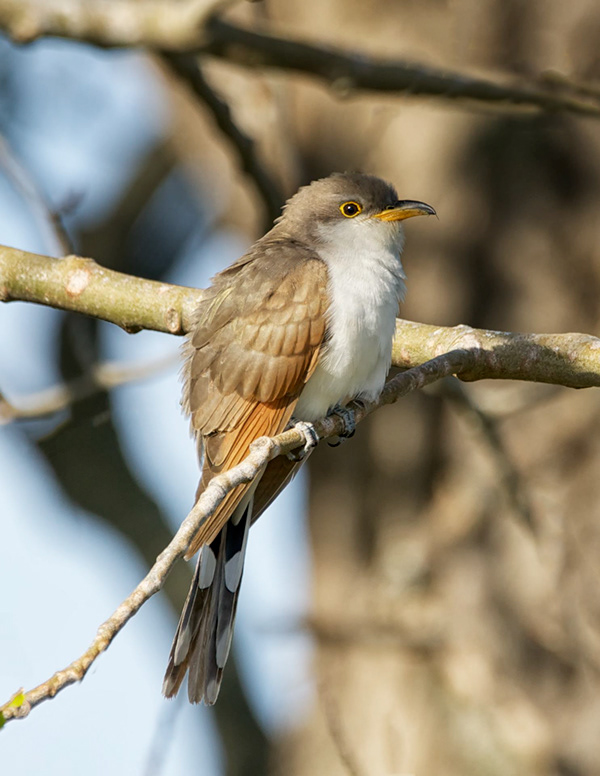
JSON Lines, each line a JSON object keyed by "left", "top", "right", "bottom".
{"left": 162, "top": 172, "right": 435, "bottom": 704}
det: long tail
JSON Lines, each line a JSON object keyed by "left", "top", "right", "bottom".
{"left": 162, "top": 497, "right": 251, "bottom": 704}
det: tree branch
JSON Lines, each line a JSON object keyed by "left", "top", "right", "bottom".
{"left": 162, "top": 52, "right": 284, "bottom": 228}
{"left": 1, "top": 2, "right": 599, "bottom": 120}
{"left": 0, "top": 245, "right": 203, "bottom": 334}
{"left": 0, "top": 0, "right": 235, "bottom": 49}
{"left": 433, "top": 377, "right": 534, "bottom": 529}
{"left": 201, "top": 19, "right": 600, "bottom": 119}
{"left": 390, "top": 319, "right": 600, "bottom": 389}
{"left": 0, "top": 348, "right": 466, "bottom": 726}
{"left": 2, "top": 245, "right": 600, "bottom": 390}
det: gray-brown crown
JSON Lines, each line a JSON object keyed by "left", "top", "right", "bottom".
{"left": 275, "top": 172, "right": 399, "bottom": 232}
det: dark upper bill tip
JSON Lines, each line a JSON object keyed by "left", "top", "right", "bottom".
{"left": 373, "top": 199, "right": 437, "bottom": 222}
{"left": 394, "top": 200, "right": 437, "bottom": 217}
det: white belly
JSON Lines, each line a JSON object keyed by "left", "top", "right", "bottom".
{"left": 294, "top": 236, "right": 405, "bottom": 422}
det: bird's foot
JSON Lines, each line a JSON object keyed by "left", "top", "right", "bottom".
{"left": 327, "top": 403, "right": 358, "bottom": 447}
{"left": 288, "top": 420, "right": 319, "bottom": 461}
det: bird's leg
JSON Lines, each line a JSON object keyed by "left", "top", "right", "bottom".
{"left": 287, "top": 420, "right": 320, "bottom": 461}
{"left": 327, "top": 402, "right": 361, "bottom": 447}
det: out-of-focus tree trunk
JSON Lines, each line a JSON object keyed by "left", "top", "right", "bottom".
{"left": 261, "top": 1, "right": 600, "bottom": 774}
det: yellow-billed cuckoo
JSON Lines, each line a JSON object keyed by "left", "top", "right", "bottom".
{"left": 163, "top": 172, "right": 435, "bottom": 704}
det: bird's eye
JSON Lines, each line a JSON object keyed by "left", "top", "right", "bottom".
{"left": 340, "top": 201, "right": 362, "bottom": 218}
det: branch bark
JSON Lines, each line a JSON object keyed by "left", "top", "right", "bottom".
{"left": 390, "top": 319, "right": 600, "bottom": 389}
{"left": 0, "top": 245, "right": 203, "bottom": 334}
{"left": 0, "top": 0, "right": 234, "bottom": 49}
{"left": 2, "top": 244, "right": 600, "bottom": 390}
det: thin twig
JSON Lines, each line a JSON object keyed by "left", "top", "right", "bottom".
{"left": 320, "top": 676, "right": 367, "bottom": 776}
{"left": 434, "top": 376, "right": 534, "bottom": 530}
{"left": 0, "top": 352, "right": 179, "bottom": 424}
{"left": 468, "top": 384, "right": 563, "bottom": 419}
{"left": 0, "top": 135, "right": 72, "bottom": 256}
{"left": 162, "top": 52, "right": 284, "bottom": 228}
{"left": 0, "top": 349, "right": 466, "bottom": 726}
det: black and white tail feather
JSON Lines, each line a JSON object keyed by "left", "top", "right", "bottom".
{"left": 162, "top": 497, "right": 251, "bottom": 704}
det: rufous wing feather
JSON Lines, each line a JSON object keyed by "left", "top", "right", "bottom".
{"left": 183, "top": 243, "right": 329, "bottom": 557}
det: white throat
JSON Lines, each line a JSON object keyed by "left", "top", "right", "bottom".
{"left": 294, "top": 217, "right": 406, "bottom": 421}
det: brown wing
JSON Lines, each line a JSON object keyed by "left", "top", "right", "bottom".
{"left": 182, "top": 240, "right": 329, "bottom": 558}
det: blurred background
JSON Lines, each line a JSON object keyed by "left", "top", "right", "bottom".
{"left": 3, "top": 1, "right": 600, "bottom": 775}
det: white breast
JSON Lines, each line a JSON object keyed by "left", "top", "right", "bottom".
{"left": 294, "top": 218, "right": 406, "bottom": 422}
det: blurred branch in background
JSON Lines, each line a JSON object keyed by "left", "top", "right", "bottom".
{"left": 3, "top": 2, "right": 600, "bottom": 119}
{"left": 0, "top": 134, "right": 73, "bottom": 255}
{"left": 162, "top": 53, "right": 284, "bottom": 228}
{"left": 432, "top": 376, "right": 534, "bottom": 530}
{"left": 201, "top": 18, "right": 600, "bottom": 118}
{"left": 319, "top": 674, "right": 367, "bottom": 776}
{"left": 0, "top": 352, "right": 179, "bottom": 424}
{"left": 77, "top": 139, "right": 178, "bottom": 273}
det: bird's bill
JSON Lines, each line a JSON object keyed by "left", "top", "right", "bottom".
{"left": 372, "top": 200, "right": 436, "bottom": 222}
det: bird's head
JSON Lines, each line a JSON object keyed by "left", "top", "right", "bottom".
{"left": 276, "top": 172, "right": 436, "bottom": 253}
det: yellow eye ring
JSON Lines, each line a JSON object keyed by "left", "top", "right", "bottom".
{"left": 340, "top": 201, "right": 362, "bottom": 218}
